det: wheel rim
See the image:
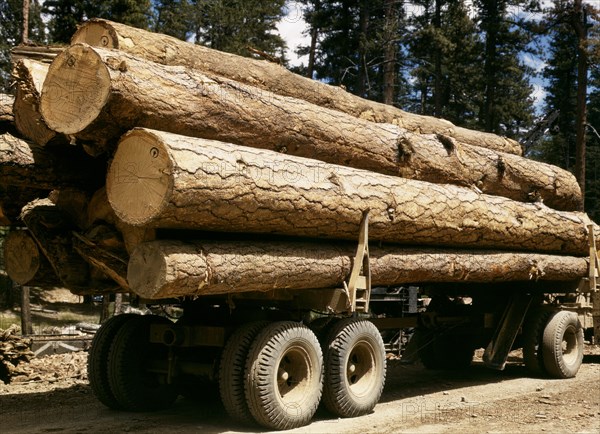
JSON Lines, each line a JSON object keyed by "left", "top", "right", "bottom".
{"left": 276, "top": 345, "right": 314, "bottom": 407}
{"left": 561, "top": 325, "right": 579, "bottom": 366}
{"left": 346, "top": 340, "right": 377, "bottom": 397}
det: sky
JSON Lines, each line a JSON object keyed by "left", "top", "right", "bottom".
{"left": 276, "top": 0, "right": 600, "bottom": 115}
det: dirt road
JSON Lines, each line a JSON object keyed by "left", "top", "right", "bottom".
{"left": 1, "top": 348, "right": 599, "bottom": 433}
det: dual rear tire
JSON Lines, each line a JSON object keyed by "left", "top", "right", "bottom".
{"left": 218, "top": 319, "right": 387, "bottom": 430}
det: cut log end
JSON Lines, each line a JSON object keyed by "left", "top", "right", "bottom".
{"left": 127, "top": 242, "right": 170, "bottom": 298}
{"left": 40, "top": 44, "right": 111, "bottom": 135}
{"left": 4, "top": 230, "right": 42, "bottom": 284}
{"left": 71, "top": 20, "right": 119, "bottom": 49}
{"left": 107, "top": 129, "right": 173, "bottom": 226}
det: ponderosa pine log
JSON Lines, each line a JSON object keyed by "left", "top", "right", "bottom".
{"left": 106, "top": 129, "right": 596, "bottom": 255}
{"left": 0, "top": 94, "right": 13, "bottom": 123}
{"left": 41, "top": 45, "right": 580, "bottom": 211}
{"left": 71, "top": 18, "right": 522, "bottom": 156}
{"left": 128, "top": 240, "right": 589, "bottom": 299}
{"left": 12, "top": 59, "right": 57, "bottom": 146}
{"left": 4, "top": 230, "right": 60, "bottom": 286}
{"left": 0, "top": 133, "right": 103, "bottom": 190}
{"left": 20, "top": 199, "right": 89, "bottom": 287}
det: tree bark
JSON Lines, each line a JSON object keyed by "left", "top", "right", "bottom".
{"left": 4, "top": 229, "right": 60, "bottom": 286}
{"left": 106, "top": 128, "right": 595, "bottom": 255}
{"left": 42, "top": 45, "right": 580, "bottom": 210}
{"left": 128, "top": 239, "right": 589, "bottom": 299}
{"left": 20, "top": 199, "right": 89, "bottom": 287}
{"left": 0, "top": 133, "right": 103, "bottom": 191}
{"left": 22, "top": 0, "right": 29, "bottom": 44}
{"left": 12, "top": 59, "right": 57, "bottom": 146}
{"left": 0, "top": 94, "right": 14, "bottom": 124}
{"left": 382, "top": 0, "right": 398, "bottom": 105}
{"left": 572, "top": 0, "right": 588, "bottom": 208}
{"left": 71, "top": 18, "right": 522, "bottom": 155}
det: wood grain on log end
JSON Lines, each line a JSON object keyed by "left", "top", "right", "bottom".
{"left": 4, "top": 230, "right": 42, "bottom": 284}
{"left": 107, "top": 129, "right": 173, "bottom": 226}
{"left": 40, "top": 44, "right": 111, "bottom": 135}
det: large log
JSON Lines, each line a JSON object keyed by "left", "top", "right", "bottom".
{"left": 128, "top": 239, "right": 589, "bottom": 299}
{"left": 0, "top": 133, "right": 104, "bottom": 190}
{"left": 106, "top": 129, "right": 595, "bottom": 255}
{"left": 0, "top": 94, "right": 14, "bottom": 123}
{"left": 3, "top": 229, "right": 60, "bottom": 286}
{"left": 12, "top": 59, "right": 57, "bottom": 146}
{"left": 41, "top": 45, "right": 580, "bottom": 210}
{"left": 71, "top": 18, "right": 522, "bottom": 156}
{"left": 20, "top": 199, "right": 89, "bottom": 287}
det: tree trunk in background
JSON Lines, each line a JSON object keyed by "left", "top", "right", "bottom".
{"left": 22, "top": 0, "right": 29, "bottom": 44}
{"left": 306, "top": 0, "right": 320, "bottom": 79}
{"left": 106, "top": 128, "right": 595, "bottom": 255}
{"left": 70, "top": 19, "right": 522, "bottom": 155}
{"left": 41, "top": 45, "right": 581, "bottom": 210}
{"left": 433, "top": 0, "right": 443, "bottom": 117}
{"left": 20, "top": 286, "right": 33, "bottom": 335}
{"left": 573, "top": 0, "right": 588, "bottom": 208}
{"left": 383, "top": 0, "right": 398, "bottom": 105}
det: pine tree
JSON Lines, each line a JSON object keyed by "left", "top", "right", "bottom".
{"left": 155, "top": 0, "right": 191, "bottom": 40}
{"left": 474, "top": 0, "right": 536, "bottom": 138}
{"left": 191, "top": 0, "right": 287, "bottom": 60}
{"left": 107, "top": 0, "right": 152, "bottom": 29}
{"left": 43, "top": 0, "right": 89, "bottom": 43}
{"left": 0, "top": 0, "right": 45, "bottom": 89}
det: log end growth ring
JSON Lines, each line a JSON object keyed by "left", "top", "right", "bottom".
{"left": 107, "top": 129, "right": 173, "bottom": 226}
{"left": 71, "top": 20, "right": 119, "bottom": 49}
{"left": 127, "top": 242, "right": 167, "bottom": 299}
{"left": 40, "top": 44, "right": 110, "bottom": 135}
{"left": 4, "top": 230, "right": 41, "bottom": 285}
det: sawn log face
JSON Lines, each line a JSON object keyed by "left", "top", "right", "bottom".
{"left": 107, "top": 129, "right": 594, "bottom": 256}
{"left": 41, "top": 45, "right": 580, "bottom": 210}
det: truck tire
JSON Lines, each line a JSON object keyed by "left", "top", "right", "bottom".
{"left": 322, "top": 319, "right": 386, "bottom": 418}
{"left": 542, "top": 311, "right": 584, "bottom": 379}
{"left": 108, "top": 315, "right": 178, "bottom": 411}
{"left": 219, "top": 321, "right": 268, "bottom": 425}
{"left": 245, "top": 321, "right": 323, "bottom": 430}
{"left": 88, "top": 313, "right": 137, "bottom": 409}
{"left": 522, "top": 309, "right": 551, "bottom": 377}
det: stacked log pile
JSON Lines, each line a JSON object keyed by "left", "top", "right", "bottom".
{"left": 0, "top": 325, "right": 34, "bottom": 384}
{"left": 0, "top": 19, "right": 598, "bottom": 301}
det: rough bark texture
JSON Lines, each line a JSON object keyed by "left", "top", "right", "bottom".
{"left": 107, "top": 129, "right": 595, "bottom": 255}
{"left": 0, "top": 133, "right": 103, "bottom": 190}
{"left": 71, "top": 19, "right": 522, "bottom": 155}
{"left": 128, "top": 239, "right": 589, "bottom": 299}
{"left": 41, "top": 45, "right": 580, "bottom": 210}
{"left": 0, "top": 94, "right": 14, "bottom": 123}
{"left": 20, "top": 199, "right": 89, "bottom": 287}
{"left": 12, "top": 59, "right": 57, "bottom": 146}
{"left": 3, "top": 229, "right": 60, "bottom": 286}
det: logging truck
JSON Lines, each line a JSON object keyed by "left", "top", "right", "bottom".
{"left": 2, "top": 18, "right": 600, "bottom": 431}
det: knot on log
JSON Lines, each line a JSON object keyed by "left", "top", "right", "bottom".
{"left": 497, "top": 155, "right": 506, "bottom": 178}
{"left": 528, "top": 260, "right": 545, "bottom": 281}
{"left": 435, "top": 133, "right": 457, "bottom": 155}
{"left": 397, "top": 135, "right": 414, "bottom": 161}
